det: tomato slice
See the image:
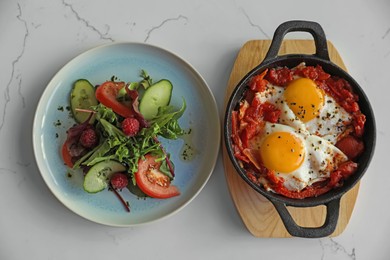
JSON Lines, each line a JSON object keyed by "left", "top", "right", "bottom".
{"left": 135, "top": 154, "right": 180, "bottom": 199}
{"left": 95, "top": 81, "right": 135, "bottom": 118}
{"left": 61, "top": 141, "right": 74, "bottom": 168}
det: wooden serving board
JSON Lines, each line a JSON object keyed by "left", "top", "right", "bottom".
{"left": 222, "top": 40, "right": 360, "bottom": 238}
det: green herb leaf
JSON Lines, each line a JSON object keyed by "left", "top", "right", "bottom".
{"left": 140, "top": 69, "right": 153, "bottom": 89}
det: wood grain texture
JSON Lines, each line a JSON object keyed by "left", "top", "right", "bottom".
{"left": 222, "top": 40, "right": 360, "bottom": 238}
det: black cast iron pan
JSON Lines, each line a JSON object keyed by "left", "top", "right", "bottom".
{"left": 224, "top": 20, "right": 376, "bottom": 238}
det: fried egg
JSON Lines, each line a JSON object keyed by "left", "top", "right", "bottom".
{"left": 256, "top": 77, "right": 352, "bottom": 144}
{"left": 252, "top": 122, "right": 348, "bottom": 192}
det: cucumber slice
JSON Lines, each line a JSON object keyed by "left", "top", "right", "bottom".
{"left": 139, "top": 79, "right": 173, "bottom": 120}
{"left": 83, "top": 160, "right": 126, "bottom": 193}
{"left": 70, "top": 79, "right": 98, "bottom": 123}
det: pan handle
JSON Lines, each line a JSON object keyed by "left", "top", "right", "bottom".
{"left": 263, "top": 20, "right": 330, "bottom": 62}
{"left": 271, "top": 198, "right": 340, "bottom": 238}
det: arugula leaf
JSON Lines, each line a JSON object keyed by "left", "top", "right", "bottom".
{"left": 81, "top": 139, "right": 115, "bottom": 166}
{"left": 144, "top": 98, "right": 186, "bottom": 139}
{"left": 99, "top": 118, "right": 126, "bottom": 140}
{"left": 92, "top": 103, "right": 119, "bottom": 124}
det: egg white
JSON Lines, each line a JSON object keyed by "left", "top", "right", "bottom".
{"left": 255, "top": 78, "right": 352, "bottom": 145}
{"left": 254, "top": 122, "right": 348, "bottom": 192}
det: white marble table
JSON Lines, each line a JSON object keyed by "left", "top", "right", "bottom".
{"left": 1, "top": 0, "right": 389, "bottom": 259}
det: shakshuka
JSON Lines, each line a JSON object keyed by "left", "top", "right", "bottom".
{"left": 230, "top": 63, "right": 366, "bottom": 199}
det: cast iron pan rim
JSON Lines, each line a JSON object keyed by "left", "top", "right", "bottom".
{"left": 224, "top": 53, "right": 376, "bottom": 208}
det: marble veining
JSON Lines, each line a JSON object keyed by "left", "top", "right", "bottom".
{"left": 239, "top": 7, "right": 270, "bottom": 39}
{"left": 1, "top": 3, "right": 29, "bottom": 132}
{"left": 143, "top": 15, "right": 189, "bottom": 43}
{"left": 61, "top": 0, "right": 114, "bottom": 42}
{"left": 320, "top": 238, "right": 356, "bottom": 260}
{"left": 382, "top": 28, "right": 390, "bottom": 39}
{"left": 0, "top": 167, "right": 17, "bottom": 175}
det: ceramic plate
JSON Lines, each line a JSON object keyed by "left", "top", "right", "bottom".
{"left": 32, "top": 42, "right": 220, "bottom": 226}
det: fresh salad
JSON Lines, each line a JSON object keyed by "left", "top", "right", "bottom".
{"left": 61, "top": 70, "right": 186, "bottom": 212}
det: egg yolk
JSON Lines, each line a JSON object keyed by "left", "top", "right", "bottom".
{"left": 284, "top": 78, "right": 324, "bottom": 122}
{"left": 260, "top": 131, "right": 305, "bottom": 173}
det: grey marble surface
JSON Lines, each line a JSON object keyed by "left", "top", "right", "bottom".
{"left": 0, "top": 0, "right": 389, "bottom": 259}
